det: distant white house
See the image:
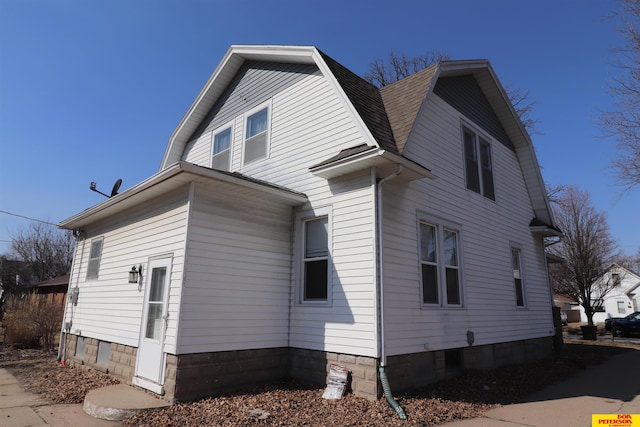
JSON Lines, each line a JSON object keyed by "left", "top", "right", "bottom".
{"left": 580, "top": 264, "right": 640, "bottom": 323}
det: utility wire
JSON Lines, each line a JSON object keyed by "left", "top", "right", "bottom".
{"left": 0, "top": 210, "right": 57, "bottom": 226}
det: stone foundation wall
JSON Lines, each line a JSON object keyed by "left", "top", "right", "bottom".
{"left": 60, "top": 335, "right": 553, "bottom": 404}
{"left": 386, "top": 337, "right": 554, "bottom": 394}
{"left": 61, "top": 334, "right": 137, "bottom": 384}
{"left": 167, "top": 348, "right": 290, "bottom": 402}
{"left": 110, "top": 343, "right": 137, "bottom": 383}
{"left": 289, "top": 348, "right": 379, "bottom": 400}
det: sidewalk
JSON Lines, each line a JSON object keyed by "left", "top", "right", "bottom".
{"left": 0, "top": 368, "right": 121, "bottom": 427}
{"left": 441, "top": 348, "right": 640, "bottom": 427}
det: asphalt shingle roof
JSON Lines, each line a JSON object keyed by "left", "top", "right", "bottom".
{"left": 380, "top": 65, "right": 438, "bottom": 153}
{"left": 318, "top": 50, "right": 399, "bottom": 153}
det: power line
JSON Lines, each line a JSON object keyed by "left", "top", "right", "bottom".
{"left": 0, "top": 210, "right": 57, "bottom": 226}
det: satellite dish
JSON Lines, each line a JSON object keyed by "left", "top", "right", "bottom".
{"left": 110, "top": 179, "right": 122, "bottom": 197}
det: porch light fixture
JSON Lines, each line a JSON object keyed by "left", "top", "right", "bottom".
{"left": 129, "top": 265, "right": 143, "bottom": 284}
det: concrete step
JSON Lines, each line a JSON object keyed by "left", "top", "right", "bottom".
{"left": 83, "top": 384, "right": 171, "bottom": 421}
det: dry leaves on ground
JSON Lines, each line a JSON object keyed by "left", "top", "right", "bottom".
{"left": 0, "top": 341, "right": 636, "bottom": 426}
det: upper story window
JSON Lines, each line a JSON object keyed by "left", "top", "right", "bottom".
{"left": 419, "top": 219, "right": 462, "bottom": 306}
{"left": 243, "top": 104, "right": 270, "bottom": 165}
{"left": 511, "top": 247, "right": 525, "bottom": 307}
{"left": 463, "top": 126, "right": 495, "bottom": 200}
{"left": 212, "top": 126, "right": 232, "bottom": 171}
{"left": 86, "top": 237, "right": 104, "bottom": 281}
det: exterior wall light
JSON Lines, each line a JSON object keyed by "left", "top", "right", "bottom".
{"left": 129, "top": 265, "right": 143, "bottom": 284}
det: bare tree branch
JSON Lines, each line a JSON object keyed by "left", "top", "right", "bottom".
{"left": 8, "top": 222, "right": 74, "bottom": 284}
{"left": 600, "top": 0, "right": 640, "bottom": 191}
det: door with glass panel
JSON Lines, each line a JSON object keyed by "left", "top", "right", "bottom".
{"left": 135, "top": 257, "right": 171, "bottom": 388}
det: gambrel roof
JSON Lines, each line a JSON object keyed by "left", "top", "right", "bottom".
{"left": 158, "top": 45, "right": 557, "bottom": 229}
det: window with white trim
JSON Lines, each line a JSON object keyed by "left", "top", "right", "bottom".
{"left": 463, "top": 126, "right": 495, "bottom": 200}
{"left": 86, "top": 237, "right": 103, "bottom": 281}
{"left": 617, "top": 300, "right": 626, "bottom": 314}
{"left": 212, "top": 126, "right": 232, "bottom": 171}
{"left": 302, "top": 216, "right": 329, "bottom": 302}
{"left": 419, "top": 220, "right": 462, "bottom": 306}
{"left": 511, "top": 247, "right": 525, "bottom": 307}
{"left": 243, "top": 104, "right": 270, "bottom": 165}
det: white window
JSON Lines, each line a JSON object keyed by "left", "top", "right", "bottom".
{"left": 243, "top": 104, "right": 270, "bottom": 165}
{"left": 298, "top": 208, "right": 332, "bottom": 304}
{"left": 463, "top": 126, "right": 495, "bottom": 200}
{"left": 617, "top": 300, "right": 626, "bottom": 314}
{"left": 86, "top": 237, "right": 103, "bottom": 280}
{"left": 212, "top": 126, "right": 232, "bottom": 171}
{"left": 419, "top": 219, "right": 462, "bottom": 306}
{"left": 511, "top": 247, "right": 525, "bottom": 307}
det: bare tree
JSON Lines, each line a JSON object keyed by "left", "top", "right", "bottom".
{"left": 547, "top": 186, "right": 618, "bottom": 327}
{"left": 614, "top": 249, "right": 640, "bottom": 272}
{"left": 364, "top": 51, "right": 538, "bottom": 134}
{"left": 364, "top": 50, "right": 451, "bottom": 87}
{"left": 8, "top": 222, "right": 74, "bottom": 285}
{"left": 600, "top": 0, "right": 640, "bottom": 192}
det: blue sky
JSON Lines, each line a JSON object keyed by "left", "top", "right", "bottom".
{"left": 0, "top": 0, "right": 638, "bottom": 257}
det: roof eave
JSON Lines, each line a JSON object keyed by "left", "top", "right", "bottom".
{"left": 59, "top": 162, "right": 307, "bottom": 230}
{"left": 530, "top": 225, "right": 563, "bottom": 237}
{"left": 310, "top": 148, "right": 435, "bottom": 181}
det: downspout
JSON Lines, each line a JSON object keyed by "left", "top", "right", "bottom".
{"left": 376, "top": 165, "right": 407, "bottom": 420}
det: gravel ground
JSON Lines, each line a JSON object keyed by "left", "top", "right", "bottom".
{"left": 0, "top": 339, "right": 637, "bottom": 426}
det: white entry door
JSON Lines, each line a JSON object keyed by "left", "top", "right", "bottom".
{"left": 134, "top": 257, "right": 171, "bottom": 392}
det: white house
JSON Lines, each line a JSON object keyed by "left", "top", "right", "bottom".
{"left": 580, "top": 264, "right": 640, "bottom": 324}
{"left": 58, "top": 45, "right": 560, "bottom": 402}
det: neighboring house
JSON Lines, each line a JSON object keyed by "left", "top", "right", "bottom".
{"left": 58, "top": 45, "right": 560, "bottom": 402}
{"left": 29, "top": 274, "right": 69, "bottom": 309}
{"left": 579, "top": 264, "right": 640, "bottom": 324}
{"left": 553, "top": 294, "right": 581, "bottom": 323}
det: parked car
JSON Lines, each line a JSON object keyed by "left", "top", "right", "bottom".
{"left": 560, "top": 310, "right": 568, "bottom": 326}
{"left": 604, "top": 311, "right": 640, "bottom": 337}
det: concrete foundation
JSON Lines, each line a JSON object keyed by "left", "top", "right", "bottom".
{"left": 61, "top": 334, "right": 553, "bottom": 403}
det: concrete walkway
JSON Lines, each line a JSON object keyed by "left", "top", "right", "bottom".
{"left": 0, "top": 368, "right": 168, "bottom": 426}
{"left": 441, "top": 348, "right": 640, "bottom": 427}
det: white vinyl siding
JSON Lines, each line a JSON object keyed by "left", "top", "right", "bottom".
{"left": 382, "top": 93, "right": 552, "bottom": 355}
{"left": 64, "top": 187, "right": 189, "bottom": 352}
{"left": 182, "top": 131, "right": 212, "bottom": 165}
{"left": 177, "top": 184, "right": 293, "bottom": 353}
{"left": 289, "top": 172, "right": 377, "bottom": 357}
